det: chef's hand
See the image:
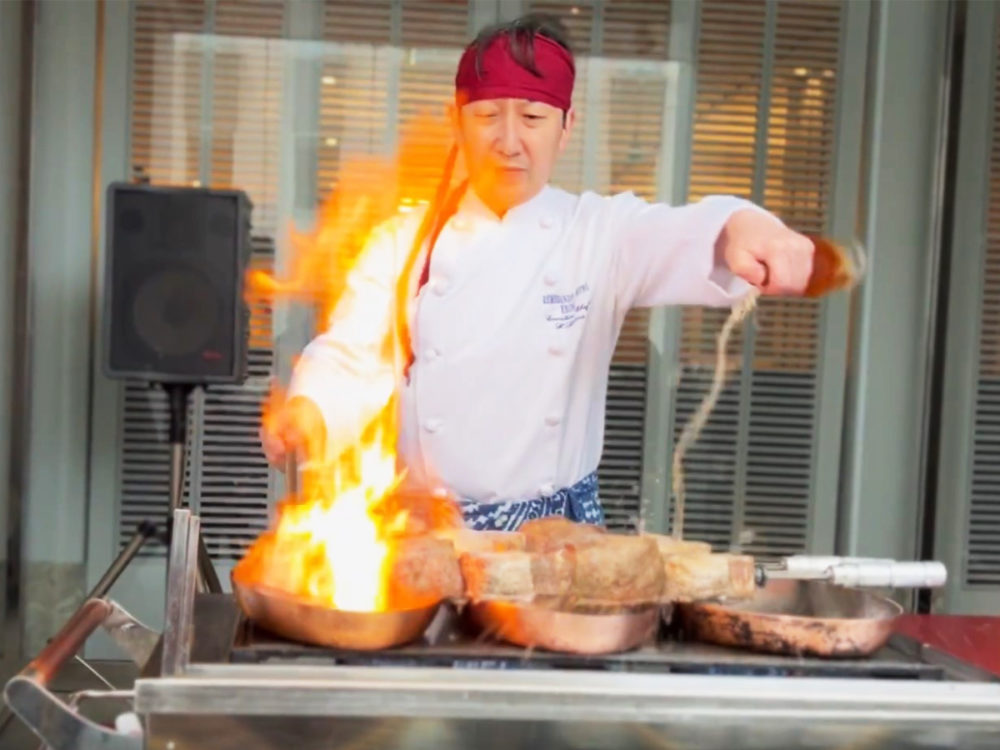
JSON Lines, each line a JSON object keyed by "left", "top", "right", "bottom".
{"left": 717, "top": 208, "right": 815, "bottom": 296}
{"left": 259, "top": 395, "right": 326, "bottom": 469}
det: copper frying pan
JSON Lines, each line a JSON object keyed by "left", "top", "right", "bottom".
{"left": 675, "top": 578, "right": 904, "bottom": 658}
{"left": 468, "top": 598, "right": 661, "bottom": 655}
{"left": 232, "top": 575, "right": 440, "bottom": 651}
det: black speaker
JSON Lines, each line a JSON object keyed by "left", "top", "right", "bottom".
{"left": 103, "top": 182, "right": 254, "bottom": 384}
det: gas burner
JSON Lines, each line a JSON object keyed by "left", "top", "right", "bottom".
{"left": 225, "top": 598, "right": 978, "bottom": 682}
{"left": 10, "top": 509, "right": 999, "bottom": 750}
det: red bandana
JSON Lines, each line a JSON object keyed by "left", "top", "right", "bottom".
{"left": 454, "top": 33, "right": 575, "bottom": 111}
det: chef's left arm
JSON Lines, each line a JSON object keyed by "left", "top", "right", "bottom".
{"left": 610, "top": 193, "right": 814, "bottom": 309}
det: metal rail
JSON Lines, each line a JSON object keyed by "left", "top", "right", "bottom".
{"left": 3, "top": 597, "right": 141, "bottom": 750}
{"left": 3, "top": 507, "right": 199, "bottom": 749}
{"left": 135, "top": 662, "right": 1000, "bottom": 724}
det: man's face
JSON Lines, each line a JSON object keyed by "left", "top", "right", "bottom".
{"left": 452, "top": 98, "right": 575, "bottom": 216}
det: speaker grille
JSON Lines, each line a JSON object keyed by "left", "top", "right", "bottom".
{"left": 131, "top": 266, "right": 223, "bottom": 357}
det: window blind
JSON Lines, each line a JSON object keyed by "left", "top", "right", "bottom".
{"left": 966, "top": 7, "right": 1000, "bottom": 586}
{"left": 674, "top": 0, "right": 842, "bottom": 554}
{"left": 119, "top": 0, "right": 843, "bottom": 557}
{"left": 121, "top": 0, "right": 285, "bottom": 558}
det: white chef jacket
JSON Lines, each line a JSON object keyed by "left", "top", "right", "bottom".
{"left": 288, "top": 184, "right": 759, "bottom": 504}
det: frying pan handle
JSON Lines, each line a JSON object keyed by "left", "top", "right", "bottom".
{"left": 19, "top": 599, "right": 112, "bottom": 686}
{"left": 781, "top": 555, "right": 893, "bottom": 577}
{"left": 830, "top": 561, "right": 948, "bottom": 589}
{"left": 285, "top": 450, "right": 298, "bottom": 495}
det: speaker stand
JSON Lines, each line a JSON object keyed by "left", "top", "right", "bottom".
{"left": 165, "top": 383, "right": 223, "bottom": 595}
{"left": 81, "top": 383, "right": 222, "bottom": 602}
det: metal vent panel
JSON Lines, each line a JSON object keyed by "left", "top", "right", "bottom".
{"left": 966, "top": 12, "right": 1000, "bottom": 586}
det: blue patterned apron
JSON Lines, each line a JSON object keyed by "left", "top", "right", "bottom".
{"left": 460, "top": 472, "right": 604, "bottom": 531}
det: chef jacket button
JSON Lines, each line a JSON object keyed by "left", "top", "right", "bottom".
{"left": 432, "top": 486, "right": 449, "bottom": 499}
{"left": 424, "top": 347, "right": 439, "bottom": 362}
{"left": 539, "top": 215, "right": 554, "bottom": 229}
{"left": 548, "top": 343, "right": 564, "bottom": 356}
{"left": 432, "top": 278, "right": 450, "bottom": 296}
{"left": 423, "top": 418, "right": 442, "bottom": 433}
{"left": 539, "top": 482, "right": 555, "bottom": 496}
{"left": 543, "top": 272, "right": 559, "bottom": 286}
{"left": 545, "top": 414, "right": 561, "bottom": 427}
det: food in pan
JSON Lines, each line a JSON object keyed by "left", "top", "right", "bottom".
{"left": 459, "top": 547, "right": 576, "bottom": 602}
{"left": 239, "top": 512, "right": 755, "bottom": 614}
{"left": 568, "top": 534, "right": 665, "bottom": 606}
{"left": 383, "top": 535, "right": 465, "bottom": 609}
{"left": 519, "top": 516, "right": 606, "bottom": 552}
{"left": 645, "top": 533, "right": 712, "bottom": 558}
{"left": 661, "top": 551, "right": 756, "bottom": 603}
{"left": 455, "top": 524, "right": 752, "bottom": 606}
{"left": 448, "top": 528, "right": 527, "bottom": 554}
{"left": 459, "top": 551, "right": 536, "bottom": 602}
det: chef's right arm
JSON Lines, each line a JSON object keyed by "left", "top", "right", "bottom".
{"left": 261, "top": 221, "right": 402, "bottom": 468}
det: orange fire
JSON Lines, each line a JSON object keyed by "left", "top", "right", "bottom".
{"left": 237, "top": 395, "right": 405, "bottom": 611}
{"left": 234, "top": 114, "right": 461, "bottom": 612}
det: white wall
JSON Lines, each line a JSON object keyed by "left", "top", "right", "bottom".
{"left": 19, "top": 0, "right": 99, "bottom": 655}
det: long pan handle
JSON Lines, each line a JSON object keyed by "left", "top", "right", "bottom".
{"left": 20, "top": 599, "right": 112, "bottom": 685}
{"left": 830, "top": 561, "right": 948, "bottom": 589}
{"left": 780, "top": 555, "right": 894, "bottom": 577}
{"left": 285, "top": 449, "right": 298, "bottom": 496}
{"left": 763, "top": 557, "right": 948, "bottom": 589}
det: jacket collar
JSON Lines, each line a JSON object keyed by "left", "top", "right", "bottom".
{"left": 453, "top": 184, "right": 559, "bottom": 231}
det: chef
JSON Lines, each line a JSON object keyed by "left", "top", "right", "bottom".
{"left": 261, "top": 13, "right": 815, "bottom": 531}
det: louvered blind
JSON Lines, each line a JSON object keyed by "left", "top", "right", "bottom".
{"left": 125, "top": 0, "right": 839, "bottom": 549}
{"left": 317, "top": 1, "right": 392, "bottom": 200}
{"left": 121, "top": 0, "right": 283, "bottom": 558}
{"left": 129, "top": 0, "right": 204, "bottom": 187}
{"left": 317, "top": 1, "right": 468, "bottom": 199}
{"left": 398, "top": 2, "right": 467, "bottom": 193}
{"left": 966, "top": 13, "right": 1000, "bottom": 587}
{"left": 532, "top": 2, "right": 592, "bottom": 191}
{"left": 527, "top": 1, "right": 673, "bottom": 529}
{"left": 672, "top": 0, "right": 841, "bottom": 555}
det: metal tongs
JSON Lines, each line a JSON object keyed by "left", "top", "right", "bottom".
{"left": 755, "top": 556, "right": 948, "bottom": 589}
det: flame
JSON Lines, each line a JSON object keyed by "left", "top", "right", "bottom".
{"left": 238, "top": 398, "right": 401, "bottom": 611}
{"left": 234, "top": 114, "right": 462, "bottom": 612}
